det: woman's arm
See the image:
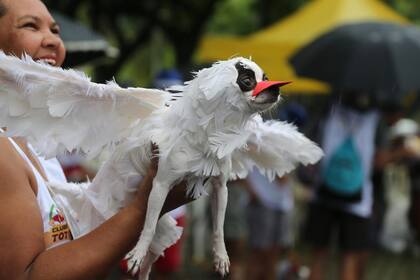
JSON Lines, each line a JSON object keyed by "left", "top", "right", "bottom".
{"left": 26, "top": 176, "right": 154, "bottom": 280}
{"left": 0, "top": 140, "right": 190, "bottom": 280}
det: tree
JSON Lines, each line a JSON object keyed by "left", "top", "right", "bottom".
{"left": 205, "top": 0, "right": 309, "bottom": 35}
{"left": 44, "top": 0, "right": 221, "bottom": 82}
{"left": 382, "top": 0, "right": 420, "bottom": 24}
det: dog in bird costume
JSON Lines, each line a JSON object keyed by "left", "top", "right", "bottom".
{"left": 0, "top": 52, "right": 323, "bottom": 279}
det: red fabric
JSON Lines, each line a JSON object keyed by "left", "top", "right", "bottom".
{"left": 62, "top": 165, "right": 83, "bottom": 177}
{"left": 119, "top": 215, "right": 186, "bottom": 275}
{"left": 119, "top": 258, "right": 128, "bottom": 273}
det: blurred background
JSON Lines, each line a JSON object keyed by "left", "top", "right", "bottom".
{"left": 45, "top": 0, "right": 420, "bottom": 279}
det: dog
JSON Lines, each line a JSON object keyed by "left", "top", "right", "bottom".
{"left": 0, "top": 52, "right": 323, "bottom": 279}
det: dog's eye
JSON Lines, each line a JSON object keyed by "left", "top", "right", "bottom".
{"left": 237, "top": 74, "right": 256, "bottom": 91}
{"left": 235, "top": 62, "right": 257, "bottom": 92}
{"left": 242, "top": 77, "right": 252, "bottom": 86}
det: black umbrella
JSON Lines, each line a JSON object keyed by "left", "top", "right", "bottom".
{"left": 52, "top": 12, "right": 117, "bottom": 67}
{"left": 289, "top": 21, "right": 420, "bottom": 101}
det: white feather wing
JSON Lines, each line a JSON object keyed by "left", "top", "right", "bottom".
{"left": 233, "top": 115, "right": 323, "bottom": 180}
{"left": 0, "top": 52, "right": 169, "bottom": 158}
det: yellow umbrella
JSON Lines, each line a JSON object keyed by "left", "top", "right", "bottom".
{"left": 196, "top": 0, "right": 408, "bottom": 94}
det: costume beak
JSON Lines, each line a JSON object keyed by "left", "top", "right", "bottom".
{"left": 252, "top": 81, "right": 291, "bottom": 97}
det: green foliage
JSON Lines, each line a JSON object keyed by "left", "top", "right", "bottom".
{"left": 43, "top": 0, "right": 221, "bottom": 83}
{"left": 44, "top": 0, "right": 420, "bottom": 85}
{"left": 383, "top": 0, "right": 420, "bottom": 24}
{"left": 206, "top": 0, "right": 260, "bottom": 35}
{"left": 206, "top": 0, "right": 309, "bottom": 36}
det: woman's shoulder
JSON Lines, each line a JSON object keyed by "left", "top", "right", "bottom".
{"left": 0, "top": 137, "right": 22, "bottom": 160}
{"left": 0, "top": 137, "right": 20, "bottom": 165}
{"left": 0, "top": 138, "right": 36, "bottom": 192}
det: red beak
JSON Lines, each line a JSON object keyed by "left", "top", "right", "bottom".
{"left": 252, "top": 81, "right": 292, "bottom": 97}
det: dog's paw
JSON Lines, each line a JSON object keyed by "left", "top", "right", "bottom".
{"left": 124, "top": 247, "right": 147, "bottom": 276}
{"left": 213, "top": 252, "right": 230, "bottom": 277}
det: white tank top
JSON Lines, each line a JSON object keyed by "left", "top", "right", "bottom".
{"left": 6, "top": 137, "right": 73, "bottom": 248}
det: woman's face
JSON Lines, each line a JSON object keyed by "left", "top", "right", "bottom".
{"left": 0, "top": 0, "right": 65, "bottom": 67}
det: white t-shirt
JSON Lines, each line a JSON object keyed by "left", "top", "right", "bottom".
{"left": 247, "top": 167, "right": 294, "bottom": 212}
{"left": 317, "top": 105, "right": 379, "bottom": 218}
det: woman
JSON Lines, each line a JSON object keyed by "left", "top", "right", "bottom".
{"left": 0, "top": 0, "right": 188, "bottom": 278}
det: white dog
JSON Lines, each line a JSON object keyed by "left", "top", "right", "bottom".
{"left": 0, "top": 52, "right": 323, "bottom": 279}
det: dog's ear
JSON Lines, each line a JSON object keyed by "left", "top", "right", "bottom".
{"left": 196, "top": 61, "right": 238, "bottom": 101}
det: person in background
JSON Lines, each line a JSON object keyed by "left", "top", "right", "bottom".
{"left": 370, "top": 102, "right": 407, "bottom": 249}
{"left": 0, "top": 1, "right": 189, "bottom": 278}
{"left": 303, "top": 91, "right": 379, "bottom": 280}
{"left": 371, "top": 101, "right": 420, "bottom": 251}
{"left": 223, "top": 178, "right": 249, "bottom": 280}
{"left": 386, "top": 118, "right": 420, "bottom": 252}
{"left": 242, "top": 102, "right": 310, "bottom": 280}
{"left": 244, "top": 168, "right": 295, "bottom": 280}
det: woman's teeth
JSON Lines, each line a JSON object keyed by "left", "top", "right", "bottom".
{"left": 38, "top": 58, "right": 56, "bottom": 66}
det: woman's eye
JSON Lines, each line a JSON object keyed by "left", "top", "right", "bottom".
{"left": 22, "top": 22, "right": 38, "bottom": 30}
{"left": 51, "top": 27, "right": 60, "bottom": 35}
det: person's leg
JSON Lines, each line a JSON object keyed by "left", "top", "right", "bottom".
{"left": 245, "top": 202, "right": 273, "bottom": 280}
{"left": 262, "top": 246, "right": 281, "bottom": 280}
{"left": 258, "top": 209, "right": 290, "bottom": 280}
{"left": 340, "top": 250, "right": 369, "bottom": 280}
{"left": 267, "top": 209, "right": 294, "bottom": 280}
{"left": 224, "top": 183, "right": 248, "bottom": 280}
{"left": 245, "top": 248, "right": 266, "bottom": 280}
{"left": 339, "top": 212, "right": 371, "bottom": 280}
{"left": 356, "top": 251, "right": 369, "bottom": 279}
{"left": 409, "top": 190, "right": 420, "bottom": 242}
{"left": 340, "top": 252, "right": 360, "bottom": 280}
{"left": 302, "top": 203, "right": 335, "bottom": 280}
{"left": 225, "top": 238, "right": 246, "bottom": 280}
{"left": 309, "top": 249, "right": 329, "bottom": 280}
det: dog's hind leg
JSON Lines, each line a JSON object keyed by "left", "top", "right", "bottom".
{"left": 211, "top": 176, "right": 230, "bottom": 277}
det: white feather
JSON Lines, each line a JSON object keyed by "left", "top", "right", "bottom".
{"left": 0, "top": 51, "right": 169, "bottom": 158}
{"left": 236, "top": 115, "right": 324, "bottom": 181}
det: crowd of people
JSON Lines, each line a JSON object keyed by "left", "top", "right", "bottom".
{"left": 0, "top": 1, "right": 419, "bottom": 280}
{"left": 211, "top": 93, "right": 419, "bottom": 280}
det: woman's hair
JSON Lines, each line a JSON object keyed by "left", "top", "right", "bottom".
{"left": 0, "top": 0, "right": 7, "bottom": 18}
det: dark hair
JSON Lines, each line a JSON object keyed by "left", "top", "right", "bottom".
{"left": 0, "top": 0, "right": 7, "bottom": 17}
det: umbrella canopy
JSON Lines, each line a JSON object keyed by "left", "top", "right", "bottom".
{"left": 289, "top": 21, "right": 420, "bottom": 102}
{"left": 197, "top": 0, "right": 408, "bottom": 94}
{"left": 52, "top": 12, "right": 117, "bottom": 67}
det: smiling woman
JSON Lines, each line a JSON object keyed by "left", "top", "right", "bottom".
{"left": 0, "top": 0, "right": 65, "bottom": 66}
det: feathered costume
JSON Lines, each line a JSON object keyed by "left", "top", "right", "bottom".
{"left": 0, "top": 52, "right": 323, "bottom": 279}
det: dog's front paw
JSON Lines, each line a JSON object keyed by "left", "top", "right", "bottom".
{"left": 213, "top": 252, "right": 230, "bottom": 277}
{"left": 124, "top": 246, "right": 147, "bottom": 277}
